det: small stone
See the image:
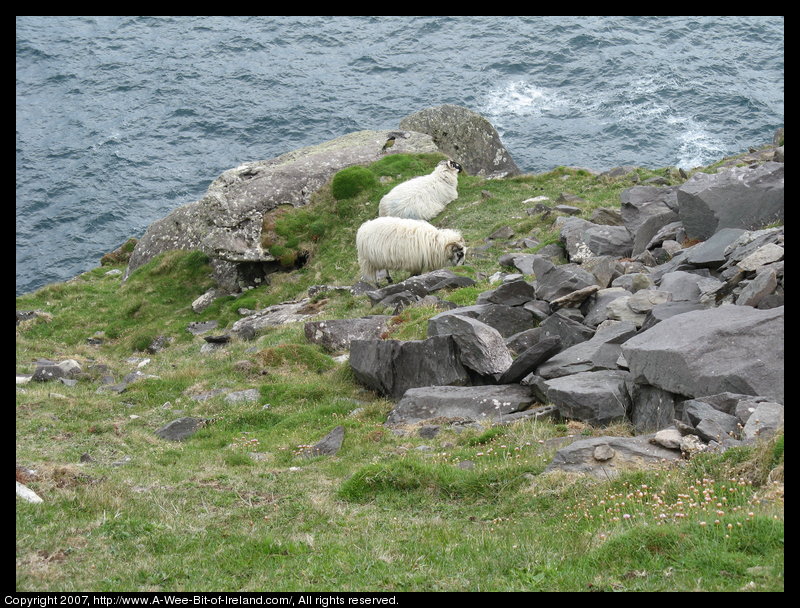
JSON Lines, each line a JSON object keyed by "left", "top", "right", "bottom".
{"left": 16, "top": 481, "right": 43, "bottom": 504}
{"left": 418, "top": 425, "right": 441, "bottom": 439}
{"left": 652, "top": 428, "right": 683, "bottom": 450}
{"left": 593, "top": 444, "right": 615, "bottom": 461}
{"left": 154, "top": 417, "right": 208, "bottom": 441}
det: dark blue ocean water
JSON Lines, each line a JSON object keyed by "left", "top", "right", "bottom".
{"left": 16, "top": 16, "right": 784, "bottom": 296}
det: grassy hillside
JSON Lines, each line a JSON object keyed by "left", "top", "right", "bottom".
{"left": 16, "top": 154, "right": 783, "bottom": 592}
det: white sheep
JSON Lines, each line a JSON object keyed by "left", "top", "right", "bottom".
{"left": 378, "top": 159, "right": 462, "bottom": 220}
{"left": 356, "top": 217, "right": 467, "bottom": 283}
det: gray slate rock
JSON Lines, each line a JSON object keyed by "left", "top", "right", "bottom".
{"left": 682, "top": 399, "right": 741, "bottom": 442}
{"left": 619, "top": 185, "right": 679, "bottom": 256}
{"left": 32, "top": 359, "right": 82, "bottom": 383}
{"left": 496, "top": 337, "right": 562, "bottom": 384}
{"left": 366, "top": 269, "right": 473, "bottom": 305}
{"left": 544, "top": 435, "right": 681, "bottom": 478}
{"left": 536, "top": 322, "right": 637, "bottom": 379}
{"left": 639, "top": 301, "right": 706, "bottom": 331}
{"left": 581, "top": 287, "right": 634, "bottom": 328}
{"left": 534, "top": 369, "right": 631, "bottom": 427}
{"left": 482, "top": 279, "right": 537, "bottom": 306}
{"left": 742, "top": 402, "right": 784, "bottom": 440}
{"left": 476, "top": 304, "right": 536, "bottom": 337}
{"left": 626, "top": 383, "right": 679, "bottom": 433}
{"left": 350, "top": 336, "right": 470, "bottom": 400}
{"left": 155, "top": 417, "right": 208, "bottom": 441}
{"left": 231, "top": 300, "right": 320, "bottom": 339}
{"left": 556, "top": 216, "right": 634, "bottom": 262}
{"left": 386, "top": 385, "right": 537, "bottom": 425}
{"left": 684, "top": 228, "right": 747, "bottom": 267}
{"left": 301, "top": 425, "right": 345, "bottom": 457}
{"left": 304, "top": 316, "right": 392, "bottom": 353}
{"left": 531, "top": 257, "right": 597, "bottom": 303}
{"left": 399, "top": 104, "right": 521, "bottom": 177}
{"left": 426, "top": 314, "right": 513, "bottom": 376}
{"left": 538, "top": 311, "right": 595, "bottom": 350}
{"left": 676, "top": 162, "right": 784, "bottom": 239}
{"left": 622, "top": 305, "right": 784, "bottom": 403}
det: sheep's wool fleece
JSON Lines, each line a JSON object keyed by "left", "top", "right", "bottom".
{"left": 378, "top": 161, "right": 459, "bottom": 220}
{"left": 357, "top": 217, "right": 465, "bottom": 281}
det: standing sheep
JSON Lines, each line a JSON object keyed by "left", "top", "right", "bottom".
{"left": 378, "top": 159, "right": 462, "bottom": 220}
{"left": 356, "top": 217, "right": 467, "bottom": 283}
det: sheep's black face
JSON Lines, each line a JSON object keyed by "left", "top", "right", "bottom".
{"left": 447, "top": 160, "right": 463, "bottom": 173}
{"left": 448, "top": 243, "right": 466, "bottom": 266}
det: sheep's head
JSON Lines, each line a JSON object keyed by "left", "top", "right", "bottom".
{"left": 446, "top": 241, "right": 467, "bottom": 266}
{"left": 437, "top": 159, "right": 463, "bottom": 174}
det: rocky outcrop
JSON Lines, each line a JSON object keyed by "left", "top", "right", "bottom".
{"left": 125, "top": 129, "right": 440, "bottom": 290}
{"left": 399, "top": 104, "right": 521, "bottom": 178}
{"left": 125, "top": 105, "right": 526, "bottom": 292}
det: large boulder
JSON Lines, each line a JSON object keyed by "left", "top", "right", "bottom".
{"left": 125, "top": 130, "right": 439, "bottom": 289}
{"left": 619, "top": 185, "right": 679, "bottom": 256}
{"left": 556, "top": 216, "right": 634, "bottom": 262}
{"left": 622, "top": 305, "right": 784, "bottom": 403}
{"left": 426, "top": 314, "right": 513, "bottom": 376}
{"left": 349, "top": 336, "right": 470, "bottom": 400}
{"left": 399, "top": 104, "right": 521, "bottom": 177}
{"left": 530, "top": 369, "right": 631, "bottom": 427}
{"left": 676, "top": 162, "right": 784, "bottom": 240}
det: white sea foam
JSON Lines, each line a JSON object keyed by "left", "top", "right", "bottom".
{"left": 481, "top": 80, "right": 572, "bottom": 119}
{"left": 672, "top": 120, "right": 727, "bottom": 170}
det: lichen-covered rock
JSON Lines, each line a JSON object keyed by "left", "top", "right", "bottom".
{"left": 125, "top": 130, "right": 439, "bottom": 286}
{"left": 556, "top": 216, "right": 634, "bottom": 262}
{"left": 304, "top": 316, "right": 392, "bottom": 353}
{"left": 399, "top": 104, "right": 521, "bottom": 177}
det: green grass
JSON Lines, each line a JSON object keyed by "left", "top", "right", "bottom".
{"left": 16, "top": 154, "right": 783, "bottom": 592}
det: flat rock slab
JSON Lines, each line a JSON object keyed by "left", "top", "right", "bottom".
{"left": 304, "top": 316, "right": 392, "bottom": 353}
{"left": 231, "top": 300, "right": 320, "bottom": 338}
{"left": 386, "top": 385, "right": 538, "bottom": 425}
{"left": 544, "top": 435, "right": 681, "bottom": 479}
